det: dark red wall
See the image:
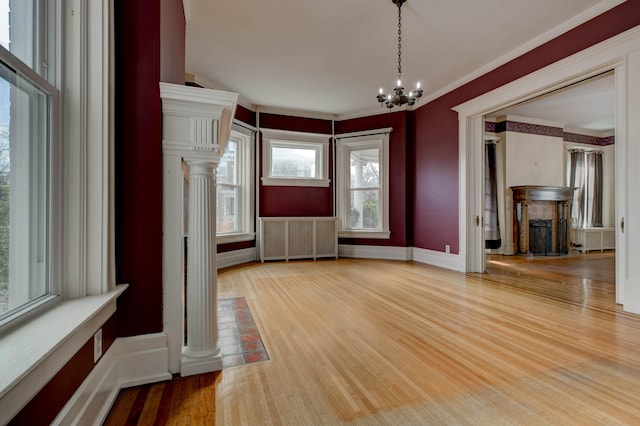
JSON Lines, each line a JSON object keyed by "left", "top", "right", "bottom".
{"left": 115, "top": 0, "right": 185, "bottom": 336}
{"left": 259, "top": 113, "right": 334, "bottom": 217}
{"left": 413, "top": 0, "right": 640, "bottom": 253}
{"left": 335, "top": 110, "right": 412, "bottom": 247}
{"left": 235, "top": 104, "right": 257, "bottom": 127}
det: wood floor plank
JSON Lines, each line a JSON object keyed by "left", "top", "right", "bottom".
{"left": 215, "top": 254, "right": 640, "bottom": 424}
{"left": 106, "top": 253, "right": 640, "bottom": 424}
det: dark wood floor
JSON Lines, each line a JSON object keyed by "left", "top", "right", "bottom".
{"left": 105, "top": 251, "right": 635, "bottom": 425}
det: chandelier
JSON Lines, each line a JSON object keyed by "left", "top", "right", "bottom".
{"left": 376, "top": 0, "right": 423, "bottom": 108}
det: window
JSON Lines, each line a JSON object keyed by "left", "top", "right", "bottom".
{"left": 336, "top": 129, "right": 391, "bottom": 239}
{"left": 261, "top": 128, "right": 330, "bottom": 187}
{"left": 0, "top": 0, "right": 114, "bottom": 418}
{"left": 0, "top": 1, "right": 59, "bottom": 326}
{"left": 216, "top": 125, "right": 255, "bottom": 244}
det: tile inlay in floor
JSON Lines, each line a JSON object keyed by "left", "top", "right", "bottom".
{"left": 218, "top": 297, "right": 269, "bottom": 368}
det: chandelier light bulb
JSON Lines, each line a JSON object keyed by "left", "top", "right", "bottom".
{"left": 417, "top": 82, "right": 421, "bottom": 89}
{"left": 397, "top": 79, "right": 402, "bottom": 87}
{"left": 379, "top": 88, "right": 384, "bottom": 94}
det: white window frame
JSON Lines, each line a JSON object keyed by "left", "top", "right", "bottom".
{"left": 261, "top": 128, "right": 331, "bottom": 187}
{"left": 0, "top": 0, "right": 61, "bottom": 328}
{"left": 0, "top": 1, "right": 117, "bottom": 422}
{"left": 216, "top": 124, "right": 255, "bottom": 244}
{"left": 336, "top": 128, "right": 391, "bottom": 239}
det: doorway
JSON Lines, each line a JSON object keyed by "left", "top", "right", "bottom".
{"left": 480, "top": 73, "right": 616, "bottom": 300}
{"left": 452, "top": 29, "right": 640, "bottom": 312}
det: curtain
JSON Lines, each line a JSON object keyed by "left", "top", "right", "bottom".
{"left": 568, "top": 150, "right": 603, "bottom": 228}
{"left": 585, "top": 151, "right": 603, "bottom": 227}
{"left": 569, "top": 150, "right": 585, "bottom": 227}
{"left": 484, "top": 142, "right": 500, "bottom": 248}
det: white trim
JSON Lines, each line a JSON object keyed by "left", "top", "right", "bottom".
{"left": 260, "top": 128, "right": 332, "bottom": 187}
{"left": 217, "top": 126, "right": 255, "bottom": 238}
{"left": 335, "top": 133, "right": 390, "bottom": 236}
{"left": 259, "top": 128, "right": 332, "bottom": 143}
{"left": 454, "top": 26, "right": 640, "bottom": 274}
{"left": 261, "top": 177, "right": 331, "bottom": 187}
{"left": 216, "top": 232, "right": 256, "bottom": 245}
{"left": 338, "top": 244, "right": 412, "bottom": 261}
{"left": 413, "top": 248, "right": 460, "bottom": 272}
{"left": 53, "top": 333, "right": 172, "bottom": 426}
{"left": 454, "top": 27, "right": 640, "bottom": 315}
{"left": 338, "top": 231, "right": 391, "bottom": 239}
{"left": 217, "top": 247, "right": 257, "bottom": 269}
{"left": 334, "top": 127, "right": 393, "bottom": 139}
{"left": 0, "top": 284, "right": 128, "bottom": 425}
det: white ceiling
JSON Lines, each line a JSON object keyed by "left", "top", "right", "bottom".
{"left": 488, "top": 72, "right": 615, "bottom": 132}
{"left": 183, "top": 0, "right": 623, "bottom": 121}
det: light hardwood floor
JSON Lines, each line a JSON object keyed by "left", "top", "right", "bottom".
{"left": 107, "top": 252, "right": 640, "bottom": 425}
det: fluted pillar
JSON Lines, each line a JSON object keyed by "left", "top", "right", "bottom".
{"left": 160, "top": 82, "right": 238, "bottom": 375}
{"left": 181, "top": 159, "right": 221, "bottom": 374}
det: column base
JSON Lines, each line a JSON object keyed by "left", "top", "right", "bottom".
{"left": 180, "top": 351, "right": 223, "bottom": 377}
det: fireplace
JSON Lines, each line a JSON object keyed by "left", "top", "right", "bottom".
{"left": 511, "top": 186, "right": 574, "bottom": 256}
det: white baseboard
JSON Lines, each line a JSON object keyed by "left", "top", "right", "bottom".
{"left": 217, "top": 247, "right": 257, "bottom": 269}
{"left": 338, "top": 244, "right": 413, "bottom": 261}
{"left": 53, "top": 333, "right": 172, "bottom": 426}
{"left": 413, "top": 247, "right": 460, "bottom": 271}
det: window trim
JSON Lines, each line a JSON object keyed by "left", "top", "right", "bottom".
{"left": 336, "top": 128, "right": 391, "bottom": 239}
{"left": 216, "top": 124, "right": 256, "bottom": 244}
{"left": 260, "top": 128, "right": 331, "bottom": 187}
{"left": 0, "top": 1, "right": 117, "bottom": 421}
{"left": 0, "top": 22, "right": 61, "bottom": 329}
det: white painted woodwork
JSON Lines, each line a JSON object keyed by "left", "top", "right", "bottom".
{"left": 181, "top": 160, "right": 221, "bottom": 374}
{"left": 259, "top": 217, "right": 338, "bottom": 262}
{"left": 0, "top": 285, "right": 127, "bottom": 425}
{"left": 454, "top": 27, "right": 640, "bottom": 314}
{"left": 53, "top": 333, "right": 172, "bottom": 426}
{"left": 573, "top": 227, "right": 616, "bottom": 252}
{"left": 160, "top": 82, "right": 238, "bottom": 375}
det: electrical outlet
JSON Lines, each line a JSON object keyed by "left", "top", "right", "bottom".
{"left": 445, "top": 244, "right": 450, "bottom": 253}
{"left": 93, "top": 329, "right": 103, "bottom": 363}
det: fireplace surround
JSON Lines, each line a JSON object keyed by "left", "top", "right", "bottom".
{"left": 511, "top": 186, "right": 574, "bottom": 256}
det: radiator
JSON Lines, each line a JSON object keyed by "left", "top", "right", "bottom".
{"left": 259, "top": 217, "right": 338, "bottom": 262}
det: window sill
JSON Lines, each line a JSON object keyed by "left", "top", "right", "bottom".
{"left": 261, "top": 177, "right": 331, "bottom": 187}
{"left": 217, "top": 232, "right": 256, "bottom": 245}
{"left": 339, "top": 230, "right": 391, "bottom": 239}
{"left": 0, "top": 284, "right": 128, "bottom": 424}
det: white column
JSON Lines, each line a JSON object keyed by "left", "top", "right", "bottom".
{"left": 160, "top": 82, "right": 238, "bottom": 375}
{"left": 181, "top": 159, "right": 222, "bottom": 375}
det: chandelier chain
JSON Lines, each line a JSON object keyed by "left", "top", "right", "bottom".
{"left": 376, "top": 0, "right": 422, "bottom": 109}
{"left": 397, "top": 3, "right": 402, "bottom": 77}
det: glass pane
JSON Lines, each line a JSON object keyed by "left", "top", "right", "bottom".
{"left": 0, "top": 0, "right": 37, "bottom": 70}
{"left": 271, "top": 146, "right": 316, "bottom": 178}
{"left": 0, "top": 59, "right": 50, "bottom": 317}
{"left": 216, "top": 184, "right": 238, "bottom": 233}
{"left": 349, "top": 189, "right": 380, "bottom": 230}
{"left": 218, "top": 139, "right": 237, "bottom": 185}
{"left": 350, "top": 148, "right": 379, "bottom": 188}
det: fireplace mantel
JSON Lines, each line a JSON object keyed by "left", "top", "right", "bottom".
{"left": 511, "top": 186, "right": 574, "bottom": 256}
{"left": 511, "top": 186, "right": 575, "bottom": 203}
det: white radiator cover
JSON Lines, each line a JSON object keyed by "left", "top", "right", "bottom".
{"left": 260, "top": 217, "right": 338, "bottom": 262}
